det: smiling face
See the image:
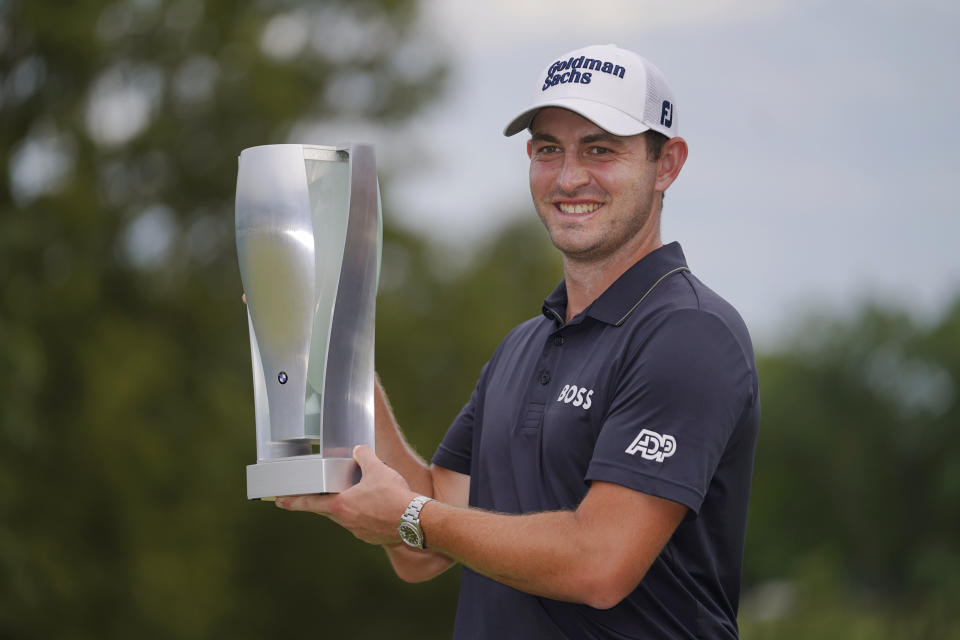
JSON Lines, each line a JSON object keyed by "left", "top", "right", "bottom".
{"left": 527, "top": 108, "right": 662, "bottom": 266}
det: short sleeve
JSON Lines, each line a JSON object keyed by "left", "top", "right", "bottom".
{"left": 585, "top": 308, "right": 755, "bottom": 513}
{"left": 431, "top": 361, "right": 491, "bottom": 475}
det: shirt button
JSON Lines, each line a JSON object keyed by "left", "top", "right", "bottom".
{"left": 538, "top": 371, "right": 551, "bottom": 385}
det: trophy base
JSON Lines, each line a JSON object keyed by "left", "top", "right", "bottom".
{"left": 247, "top": 455, "right": 360, "bottom": 499}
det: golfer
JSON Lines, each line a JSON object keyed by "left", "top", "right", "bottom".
{"left": 278, "top": 43, "right": 760, "bottom": 640}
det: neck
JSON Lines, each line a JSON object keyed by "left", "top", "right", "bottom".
{"left": 562, "top": 232, "right": 662, "bottom": 323}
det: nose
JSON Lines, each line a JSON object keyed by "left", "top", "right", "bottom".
{"left": 556, "top": 151, "right": 591, "bottom": 194}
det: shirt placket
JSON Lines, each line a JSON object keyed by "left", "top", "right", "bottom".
{"left": 509, "top": 326, "right": 568, "bottom": 511}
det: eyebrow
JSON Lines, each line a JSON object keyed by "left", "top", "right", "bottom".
{"left": 530, "top": 131, "right": 625, "bottom": 146}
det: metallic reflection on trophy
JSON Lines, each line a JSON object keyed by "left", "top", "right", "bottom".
{"left": 235, "top": 144, "right": 381, "bottom": 499}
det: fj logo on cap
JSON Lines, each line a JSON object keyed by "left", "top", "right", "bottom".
{"left": 660, "top": 101, "right": 673, "bottom": 128}
{"left": 626, "top": 429, "right": 676, "bottom": 462}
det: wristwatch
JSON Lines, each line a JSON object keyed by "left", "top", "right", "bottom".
{"left": 398, "top": 495, "right": 434, "bottom": 550}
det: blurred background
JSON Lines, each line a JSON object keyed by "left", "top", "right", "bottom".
{"left": 1, "top": 0, "right": 958, "bottom": 637}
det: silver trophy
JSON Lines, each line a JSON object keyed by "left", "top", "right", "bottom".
{"left": 235, "top": 144, "right": 381, "bottom": 499}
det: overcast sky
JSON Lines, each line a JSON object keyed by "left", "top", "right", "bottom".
{"left": 11, "top": 2, "right": 957, "bottom": 350}
{"left": 346, "top": 0, "right": 958, "bottom": 348}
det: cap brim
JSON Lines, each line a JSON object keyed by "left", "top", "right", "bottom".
{"left": 503, "top": 98, "right": 651, "bottom": 137}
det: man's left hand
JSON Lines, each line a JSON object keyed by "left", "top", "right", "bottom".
{"left": 275, "top": 445, "right": 416, "bottom": 546}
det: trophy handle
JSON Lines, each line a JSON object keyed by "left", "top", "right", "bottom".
{"left": 321, "top": 144, "right": 379, "bottom": 458}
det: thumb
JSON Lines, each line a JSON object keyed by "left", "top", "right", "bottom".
{"left": 352, "top": 444, "right": 380, "bottom": 470}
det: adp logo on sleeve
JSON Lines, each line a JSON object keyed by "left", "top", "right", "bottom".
{"left": 626, "top": 429, "right": 676, "bottom": 462}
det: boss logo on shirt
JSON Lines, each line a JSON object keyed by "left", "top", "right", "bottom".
{"left": 556, "top": 384, "right": 594, "bottom": 410}
{"left": 625, "top": 429, "right": 676, "bottom": 462}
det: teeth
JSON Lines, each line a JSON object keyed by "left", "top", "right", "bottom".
{"left": 557, "top": 203, "right": 601, "bottom": 214}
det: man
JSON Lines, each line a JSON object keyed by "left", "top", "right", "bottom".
{"left": 277, "top": 44, "right": 760, "bottom": 639}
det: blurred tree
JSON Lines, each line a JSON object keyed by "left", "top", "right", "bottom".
{"left": 742, "top": 299, "right": 960, "bottom": 636}
{"left": 376, "top": 220, "right": 562, "bottom": 455}
{"left": 0, "top": 0, "right": 451, "bottom": 637}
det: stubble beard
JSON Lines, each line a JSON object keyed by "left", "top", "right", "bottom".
{"left": 538, "top": 195, "right": 656, "bottom": 266}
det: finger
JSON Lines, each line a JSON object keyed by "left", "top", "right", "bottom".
{"left": 241, "top": 293, "right": 247, "bottom": 305}
{"left": 276, "top": 493, "right": 336, "bottom": 513}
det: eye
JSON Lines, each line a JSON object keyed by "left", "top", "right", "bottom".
{"left": 536, "top": 144, "right": 560, "bottom": 155}
{"left": 588, "top": 146, "right": 614, "bottom": 156}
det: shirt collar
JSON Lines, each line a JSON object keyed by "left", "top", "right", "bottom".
{"left": 542, "top": 242, "right": 690, "bottom": 327}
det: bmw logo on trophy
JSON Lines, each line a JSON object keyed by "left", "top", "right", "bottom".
{"left": 235, "top": 144, "right": 381, "bottom": 499}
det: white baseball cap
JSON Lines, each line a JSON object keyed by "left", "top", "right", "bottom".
{"left": 503, "top": 44, "right": 678, "bottom": 138}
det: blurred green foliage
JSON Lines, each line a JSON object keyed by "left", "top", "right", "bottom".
{"left": 1, "top": 0, "right": 958, "bottom": 638}
{"left": 740, "top": 300, "right": 960, "bottom": 638}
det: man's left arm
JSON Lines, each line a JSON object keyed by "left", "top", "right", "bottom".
{"left": 417, "top": 478, "right": 687, "bottom": 609}
{"left": 276, "top": 446, "right": 686, "bottom": 610}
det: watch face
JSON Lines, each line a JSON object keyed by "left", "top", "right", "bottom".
{"left": 398, "top": 522, "right": 421, "bottom": 547}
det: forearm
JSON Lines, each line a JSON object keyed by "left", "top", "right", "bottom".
{"left": 373, "top": 373, "right": 434, "bottom": 496}
{"left": 374, "top": 374, "right": 463, "bottom": 581}
{"left": 415, "top": 482, "right": 686, "bottom": 609}
{"left": 383, "top": 543, "right": 457, "bottom": 583}
{"left": 418, "top": 502, "right": 609, "bottom": 605}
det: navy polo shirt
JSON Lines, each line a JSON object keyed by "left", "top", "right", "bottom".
{"left": 432, "top": 242, "right": 760, "bottom": 640}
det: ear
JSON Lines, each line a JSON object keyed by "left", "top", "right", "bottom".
{"left": 654, "top": 137, "right": 688, "bottom": 193}
{"left": 526, "top": 138, "right": 533, "bottom": 159}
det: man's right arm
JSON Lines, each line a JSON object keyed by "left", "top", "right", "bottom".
{"left": 373, "top": 374, "right": 469, "bottom": 582}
